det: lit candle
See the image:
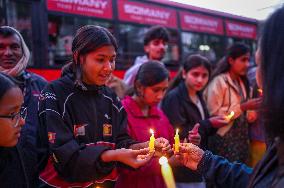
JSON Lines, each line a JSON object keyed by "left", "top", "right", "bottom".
{"left": 159, "top": 156, "right": 176, "bottom": 188}
{"left": 174, "top": 129, "right": 180, "bottom": 152}
{"left": 226, "top": 111, "right": 235, "bottom": 121}
{"left": 258, "top": 89, "right": 263, "bottom": 96}
{"left": 149, "top": 129, "right": 155, "bottom": 152}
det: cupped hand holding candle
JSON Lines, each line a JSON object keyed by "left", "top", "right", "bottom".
{"left": 208, "top": 115, "right": 229, "bottom": 128}
{"left": 154, "top": 137, "right": 172, "bottom": 157}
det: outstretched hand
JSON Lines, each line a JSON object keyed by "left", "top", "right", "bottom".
{"left": 241, "top": 97, "right": 262, "bottom": 111}
{"left": 101, "top": 148, "right": 154, "bottom": 169}
{"left": 175, "top": 143, "right": 204, "bottom": 170}
{"left": 209, "top": 115, "right": 229, "bottom": 128}
{"left": 116, "top": 148, "right": 154, "bottom": 169}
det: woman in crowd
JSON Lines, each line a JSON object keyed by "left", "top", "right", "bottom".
{"left": 177, "top": 6, "right": 284, "bottom": 188}
{"left": 204, "top": 43, "right": 261, "bottom": 163}
{"left": 161, "top": 54, "right": 228, "bottom": 188}
{"left": 116, "top": 62, "right": 191, "bottom": 188}
{"left": 37, "top": 25, "right": 170, "bottom": 188}
{"left": 0, "top": 73, "right": 27, "bottom": 187}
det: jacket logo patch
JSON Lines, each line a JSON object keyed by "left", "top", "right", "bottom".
{"left": 74, "top": 124, "right": 87, "bottom": 137}
{"left": 32, "top": 90, "right": 40, "bottom": 98}
{"left": 48, "top": 132, "right": 56, "bottom": 144}
{"left": 103, "top": 124, "right": 112, "bottom": 136}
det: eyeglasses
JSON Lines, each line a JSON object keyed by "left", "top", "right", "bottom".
{"left": 0, "top": 107, "right": 27, "bottom": 127}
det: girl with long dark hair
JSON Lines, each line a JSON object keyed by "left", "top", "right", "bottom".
{"left": 38, "top": 25, "right": 170, "bottom": 188}
{"left": 162, "top": 54, "right": 228, "bottom": 188}
{"left": 204, "top": 43, "right": 261, "bottom": 163}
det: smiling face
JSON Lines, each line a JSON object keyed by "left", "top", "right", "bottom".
{"left": 140, "top": 79, "right": 169, "bottom": 106}
{"left": 183, "top": 65, "right": 209, "bottom": 93}
{"left": 0, "top": 87, "right": 24, "bottom": 147}
{"left": 0, "top": 34, "right": 23, "bottom": 69}
{"left": 81, "top": 45, "right": 116, "bottom": 86}
{"left": 229, "top": 52, "right": 250, "bottom": 76}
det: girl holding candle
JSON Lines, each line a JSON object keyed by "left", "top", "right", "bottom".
{"left": 37, "top": 25, "right": 154, "bottom": 188}
{"left": 162, "top": 54, "right": 227, "bottom": 188}
{"left": 176, "top": 7, "right": 284, "bottom": 187}
{"left": 204, "top": 43, "right": 262, "bottom": 164}
{"left": 115, "top": 62, "right": 174, "bottom": 188}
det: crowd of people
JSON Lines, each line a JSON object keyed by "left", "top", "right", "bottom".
{"left": 0, "top": 6, "right": 284, "bottom": 188}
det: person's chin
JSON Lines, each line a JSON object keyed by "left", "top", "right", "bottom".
{"left": 194, "top": 85, "right": 203, "bottom": 91}
{"left": 5, "top": 139, "right": 18, "bottom": 147}
{"left": 1, "top": 63, "right": 17, "bottom": 69}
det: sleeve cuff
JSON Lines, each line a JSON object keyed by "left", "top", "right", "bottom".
{"left": 197, "top": 150, "right": 213, "bottom": 175}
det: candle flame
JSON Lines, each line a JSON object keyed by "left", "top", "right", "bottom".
{"left": 226, "top": 111, "right": 235, "bottom": 121}
{"left": 175, "top": 129, "right": 179, "bottom": 135}
{"left": 150, "top": 129, "right": 154, "bottom": 134}
{"left": 229, "top": 111, "right": 235, "bottom": 117}
{"left": 159, "top": 156, "right": 168, "bottom": 165}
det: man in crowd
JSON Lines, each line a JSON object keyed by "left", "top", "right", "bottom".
{"left": 0, "top": 26, "right": 47, "bottom": 186}
{"left": 123, "top": 25, "right": 170, "bottom": 87}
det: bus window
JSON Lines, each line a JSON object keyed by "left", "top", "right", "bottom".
{"left": 48, "top": 14, "right": 112, "bottom": 67}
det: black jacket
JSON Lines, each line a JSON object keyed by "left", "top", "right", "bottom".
{"left": 38, "top": 74, "right": 137, "bottom": 187}
{"left": 161, "top": 82, "right": 216, "bottom": 183}
{"left": 0, "top": 146, "right": 29, "bottom": 188}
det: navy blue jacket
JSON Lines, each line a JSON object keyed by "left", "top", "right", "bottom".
{"left": 37, "top": 73, "right": 137, "bottom": 187}
{"left": 198, "top": 141, "right": 279, "bottom": 188}
{"left": 15, "top": 71, "right": 47, "bottom": 187}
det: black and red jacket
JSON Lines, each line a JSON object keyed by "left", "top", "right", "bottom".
{"left": 37, "top": 73, "right": 137, "bottom": 187}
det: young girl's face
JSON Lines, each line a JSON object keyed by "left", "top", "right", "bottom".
{"left": 0, "top": 87, "right": 24, "bottom": 147}
{"left": 183, "top": 65, "right": 209, "bottom": 92}
{"left": 229, "top": 52, "right": 250, "bottom": 76}
{"left": 82, "top": 45, "right": 116, "bottom": 86}
{"left": 141, "top": 79, "right": 168, "bottom": 106}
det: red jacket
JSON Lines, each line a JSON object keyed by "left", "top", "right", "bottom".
{"left": 115, "top": 96, "right": 174, "bottom": 188}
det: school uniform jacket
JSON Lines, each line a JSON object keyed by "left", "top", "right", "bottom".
{"left": 37, "top": 73, "right": 137, "bottom": 187}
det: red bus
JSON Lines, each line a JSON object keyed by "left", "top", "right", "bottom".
{"left": 0, "top": 0, "right": 258, "bottom": 81}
